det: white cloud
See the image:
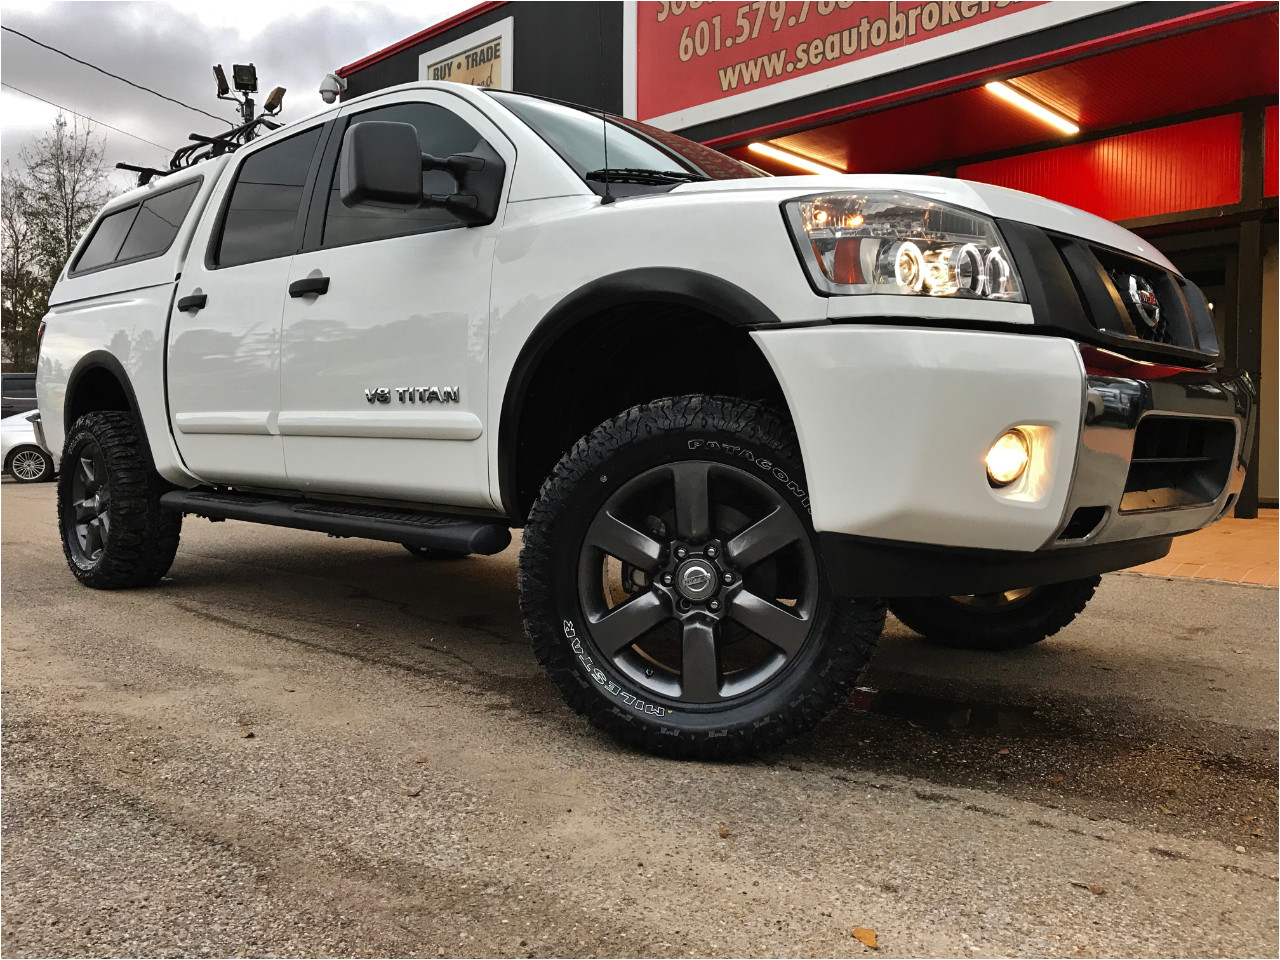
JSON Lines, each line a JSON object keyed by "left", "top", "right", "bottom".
{"left": 1, "top": 0, "right": 469, "bottom": 189}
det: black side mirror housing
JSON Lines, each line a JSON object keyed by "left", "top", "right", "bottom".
{"left": 340, "top": 121, "right": 423, "bottom": 209}
{"left": 339, "top": 119, "right": 506, "bottom": 227}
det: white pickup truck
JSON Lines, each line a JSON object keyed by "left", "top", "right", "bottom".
{"left": 36, "top": 81, "right": 1254, "bottom": 758}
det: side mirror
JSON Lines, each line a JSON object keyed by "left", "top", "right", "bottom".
{"left": 340, "top": 121, "right": 424, "bottom": 209}
{"left": 423, "top": 141, "right": 506, "bottom": 228}
{"left": 339, "top": 119, "right": 507, "bottom": 227}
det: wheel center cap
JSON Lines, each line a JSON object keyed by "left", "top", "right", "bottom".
{"left": 675, "top": 558, "right": 718, "bottom": 602}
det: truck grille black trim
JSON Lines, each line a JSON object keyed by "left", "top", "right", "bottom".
{"left": 997, "top": 219, "right": 1219, "bottom": 365}
{"left": 1120, "top": 416, "right": 1236, "bottom": 513}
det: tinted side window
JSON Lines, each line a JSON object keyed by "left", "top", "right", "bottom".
{"left": 116, "top": 180, "right": 201, "bottom": 262}
{"left": 217, "top": 126, "right": 323, "bottom": 267}
{"left": 3, "top": 376, "right": 36, "bottom": 399}
{"left": 73, "top": 205, "right": 139, "bottom": 272}
{"left": 323, "top": 103, "right": 491, "bottom": 248}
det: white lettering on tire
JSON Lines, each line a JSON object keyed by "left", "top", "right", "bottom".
{"left": 563, "top": 619, "right": 668, "bottom": 717}
{"left": 685, "top": 440, "right": 810, "bottom": 509}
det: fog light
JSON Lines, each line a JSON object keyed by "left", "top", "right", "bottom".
{"left": 986, "top": 429, "right": 1030, "bottom": 486}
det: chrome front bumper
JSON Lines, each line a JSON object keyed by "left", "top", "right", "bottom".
{"left": 1048, "top": 359, "right": 1255, "bottom": 549}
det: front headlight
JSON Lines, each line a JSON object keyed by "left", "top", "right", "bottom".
{"left": 784, "top": 192, "right": 1024, "bottom": 301}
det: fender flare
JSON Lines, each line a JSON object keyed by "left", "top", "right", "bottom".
{"left": 64, "top": 351, "right": 154, "bottom": 464}
{"left": 496, "top": 267, "right": 782, "bottom": 521}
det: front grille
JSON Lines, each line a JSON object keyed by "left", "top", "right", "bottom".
{"left": 1095, "top": 250, "right": 1176, "bottom": 346}
{"left": 1047, "top": 233, "right": 1217, "bottom": 357}
{"left": 1120, "top": 416, "right": 1236, "bottom": 513}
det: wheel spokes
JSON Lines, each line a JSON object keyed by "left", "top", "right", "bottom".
{"left": 83, "top": 517, "right": 105, "bottom": 558}
{"left": 679, "top": 618, "right": 721, "bottom": 702}
{"left": 587, "top": 511, "right": 662, "bottom": 572}
{"left": 79, "top": 455, "right": 97, "bottom": 492}
{"left": 74, "top": 498, "right": 97, "bottom": 521}
{"left": 591, "top": 592, "right": 668, "bottom": 656}
{"left": 671, "top": 462, "right": 711, "bottom": 541}
{"left": 726, "top": 506, "right": 803, "bottom": 570}
{"left": 728, "top": 589, "right": 810, "bottom": 655}
{"left": 14, "top": 452, "right": 38, "bottom": 478}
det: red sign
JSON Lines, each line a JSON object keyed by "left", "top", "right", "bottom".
{"left": 634, "top": 1, "right": 1042, "bottom": 126}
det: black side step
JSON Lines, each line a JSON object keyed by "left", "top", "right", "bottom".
{"left": 160, "top": 490, "right": 511, "bottom": 555}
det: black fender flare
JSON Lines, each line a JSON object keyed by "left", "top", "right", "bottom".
{"left": 64, "top": 351, "right": 153, "bottom": 464}
{"left": 496, "top": 267, "right": 783, "bottom": 522}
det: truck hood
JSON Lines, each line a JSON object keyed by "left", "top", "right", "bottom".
{"left": 668, "top": 174, "right": 1176, "bottom": 273}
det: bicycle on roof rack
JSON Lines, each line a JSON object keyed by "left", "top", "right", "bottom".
{"left": 117, "top": 62, "right": 286, "bottom": 186}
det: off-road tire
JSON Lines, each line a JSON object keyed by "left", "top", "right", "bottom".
{"left": 519, "top": 395, "right": 884, "bottom": 760}
{"left": 402, "top": 543, "right": 470, "bottom": 560}
{"left": 890, "top": 576, "right": 1101, "bottom": 651}
{"left": 58, "top": 411, "right": 181, "bottom": 589}
{"left": 5, "top": 445, "right": 53, "bottom": 483}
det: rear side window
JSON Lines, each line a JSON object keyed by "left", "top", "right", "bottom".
{"left": 116, "top": 181, "right": 201, "bottom": 262}
{"left": 216, "top": 126, "right": 323, "bottom": 268}
{"left": 322, "top": 102, "right": 491, "bottom": 249}
{"left": 71, "top": 179, "right": 202, "bottom": 275}
{"left": 73, "top": 206, "right": 139, "bottom": 272}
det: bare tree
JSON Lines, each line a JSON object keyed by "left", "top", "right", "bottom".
{"left": 23, "top": 114, "right": 112, "bottom": 278}
{"left": 1, "top": 164, "right": 50, "bottom": 369}
{"left": 1, "top": 115, "right": 111, "bottom": 369}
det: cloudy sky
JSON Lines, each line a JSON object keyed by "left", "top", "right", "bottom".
{"left": 1, "top": 0, "right": 470, "bottom": 190}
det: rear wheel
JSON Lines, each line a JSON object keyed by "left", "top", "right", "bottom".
{"left": 58, "top": 411, "right": 181, "bottom": 589}
{"left": 519, "top": 396, "right": 884, "bottom": 760}
{"left": 5, "top": 446, "right": 52, "bottom": 483}
{"left": 889, "top": 576, "right": 1101, "bottom": 651}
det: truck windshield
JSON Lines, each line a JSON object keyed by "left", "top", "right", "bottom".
{"left": 487, "top": 91, "right": 768, "bottom": 196}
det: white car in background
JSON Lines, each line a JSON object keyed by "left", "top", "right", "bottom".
{"left": 2, "top": 411, "right": 54, "bottom": 483}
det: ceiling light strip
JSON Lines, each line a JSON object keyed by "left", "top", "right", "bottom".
{"left": 747, "top": 142, "right": 845, "bottom": 174}
{"left": 984, "top": 80, "right": 1080, "bottom": 135}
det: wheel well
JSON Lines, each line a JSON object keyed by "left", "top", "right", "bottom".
{"left": 505, "top": 303, "right": 791, "bottom": 523}
{"left": 65, "top": 365, "right": 132, "bottom": 432}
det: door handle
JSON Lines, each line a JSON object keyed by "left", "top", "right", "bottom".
{"left": 288, "top": 276, "right": 330, "bottom": 298}
{"left": 176, "top": 293, "right": 207, "bottom": 312}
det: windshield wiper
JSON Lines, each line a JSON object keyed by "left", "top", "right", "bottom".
{"left": 584, "top": 167, "right": 712, "bottom": 185}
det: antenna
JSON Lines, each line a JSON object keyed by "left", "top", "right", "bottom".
{"left": 597, "top": 7, "right": 614, "bottom": 205}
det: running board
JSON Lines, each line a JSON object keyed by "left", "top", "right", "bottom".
{"left": 159, "top": 490, "right": 511, "bottom": 555}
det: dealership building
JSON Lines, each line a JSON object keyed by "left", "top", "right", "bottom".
{"left": 337, "top": 0, "right": 1279, "bottom": 515}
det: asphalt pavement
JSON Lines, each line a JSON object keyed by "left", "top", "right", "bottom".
{"left": 2, "top": 477, "right": 1276, "bottom": 958}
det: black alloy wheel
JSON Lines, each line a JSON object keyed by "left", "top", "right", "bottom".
{"left": 576, "top": 460, "right": 818, "bottom": 704}
{"left": 520, "top": 395, "right": 884, "bottom": 759}
{"left": 58, "top": 411, "right": 181, "bottom": 589}
{"left": 67, "top": 439, "right": 111, "bottom": 563}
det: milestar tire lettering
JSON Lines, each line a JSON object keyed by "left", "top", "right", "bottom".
{"left": 564, "top": 619, "right": 669, "bottom": 717}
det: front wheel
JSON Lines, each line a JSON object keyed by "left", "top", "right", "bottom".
{"left": 889, "top": 576, "right": 1101, "bottom": 651}
{"left": 58, "top": 411, "right": 181, "bottom": 589}
{"left": 519, "top": 396, "right": 884, "bottom": 760}
{"left": 6, "top": 446, "right": 53, "bottom": 483}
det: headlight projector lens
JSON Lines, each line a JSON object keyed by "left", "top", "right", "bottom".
{"left": 986, "top": 429, "right": 1031, "bottom": 487}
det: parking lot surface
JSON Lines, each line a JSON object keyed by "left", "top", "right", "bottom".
{"left": 2, "top": 479, "right": 1276, "bottom": 958}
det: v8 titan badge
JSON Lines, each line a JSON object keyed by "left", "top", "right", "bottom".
{"left": 365, "top": 386, "right": 460, "bottom": 404}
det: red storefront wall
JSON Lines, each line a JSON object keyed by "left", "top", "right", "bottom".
{"left": 957, "top": 114, "right": 1244, "bottom": 223}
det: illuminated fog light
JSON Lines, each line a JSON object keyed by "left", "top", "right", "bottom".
{"left": 986, "top": 429, "right": 1031, "bottom": 487}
